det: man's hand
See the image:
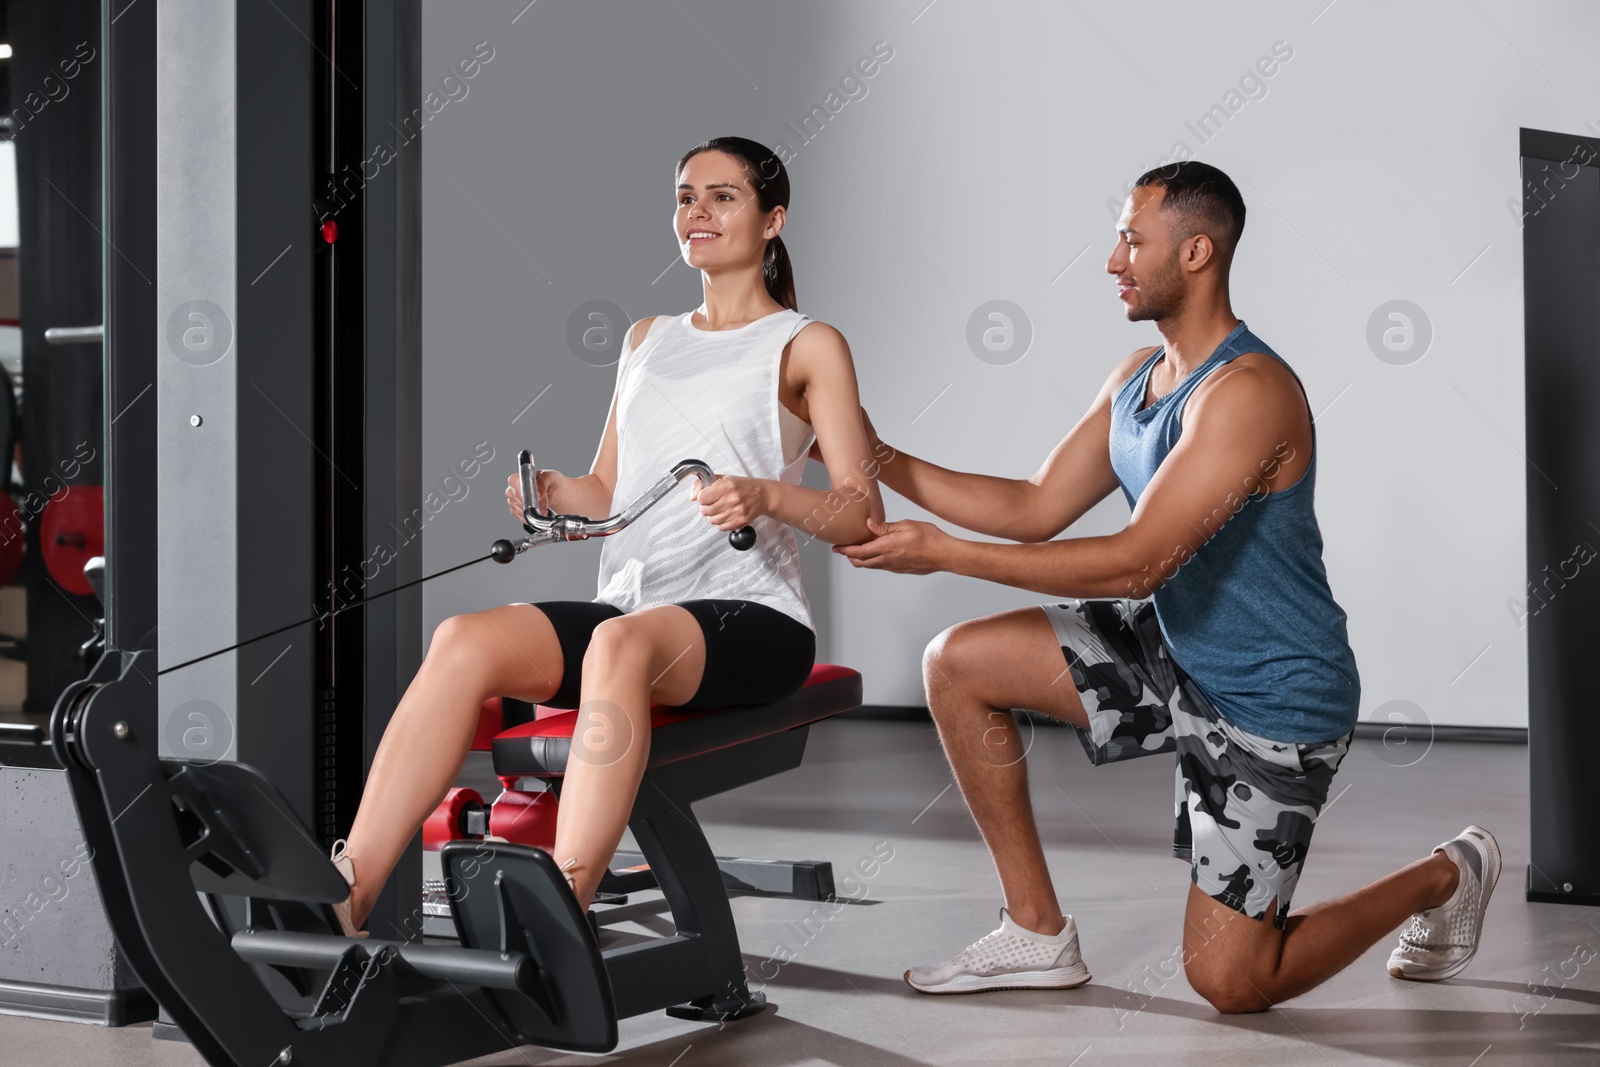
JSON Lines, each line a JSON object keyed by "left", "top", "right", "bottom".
{"left": 691, "top": 475, "right": 768, "bottom": 532}
{"left": 832, "top": 516, "right": 954, "bottom": 575}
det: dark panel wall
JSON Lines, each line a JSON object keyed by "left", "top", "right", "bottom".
{"left": 233, "top": 0, "right": 318, "bottom": 839}
{"left": 1522, "top": 127, "right": 1600, "bottom": 903}
{"left": 11, "top": 2, "right": 104, "bottom": 711}
{"left": 361, "top": 0, "right": 425, "bottom": 938}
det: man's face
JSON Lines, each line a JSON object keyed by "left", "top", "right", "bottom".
{"left": 1107, "top": 185, "right": 1186, "bottom": 323}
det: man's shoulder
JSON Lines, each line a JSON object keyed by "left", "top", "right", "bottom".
{"left": 1122, "top": 344, "right": 1161, "bottom": 370}
{"left": 1182, "top": 350, "right": 1310, "bottom": 454}
{"left": 1107, "top": 345, "right": 1161, "bottom": 391}
{"left": 1197, "top": 350, "right": 1300, "bottom": 406}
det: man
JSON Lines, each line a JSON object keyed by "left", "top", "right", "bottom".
{"left": 834, "top": 161, "right": 1498, "bottom": 1012}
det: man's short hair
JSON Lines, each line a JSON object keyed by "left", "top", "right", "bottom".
{"left": 1133, "top": 161, "right": 1246, "bottom": 263}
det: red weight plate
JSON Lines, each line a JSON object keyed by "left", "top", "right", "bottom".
{"left": 40, "top": 485, "right": 104, "bottom": 596}
{"left": 422, "top": 786, "right": 484, "bottom": 852}
{"left": 489, "top": 788, "right": 559, "bottom": 851}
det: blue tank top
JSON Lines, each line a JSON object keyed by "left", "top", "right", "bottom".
{"left": 1109, "top": 320, "right": 1360, "bottom": 743}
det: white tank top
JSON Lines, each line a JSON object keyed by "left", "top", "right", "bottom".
{"left": 594, "top": 308, "right": 818, "bottom": 631}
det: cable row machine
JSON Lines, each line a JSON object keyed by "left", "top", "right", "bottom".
{"left": 11, "top": 1, "right": 864, "bottom": 1063}
{"left": 10, "top": 6, "right": 1597, "bottom": 1065}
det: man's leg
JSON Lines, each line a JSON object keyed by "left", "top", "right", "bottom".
{"left": 1171, "top": 694, "right": 1496, "bottom": 1012}
{"left": 922, "top": 607, "right": 1092, "bottom": 936}
{"left": 1182, "top": 852, "right": 1459, "bottom": 1013}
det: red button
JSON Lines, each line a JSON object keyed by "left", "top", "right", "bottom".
{"left": 321, "top": 218, "right": 338, "bottom": 243}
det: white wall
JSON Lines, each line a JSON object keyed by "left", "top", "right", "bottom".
{"left": 422, "top": 0, "right": 1600, "bottom": 729}
{"left": 0, "top": 142, "right": 18, "bottom": 248}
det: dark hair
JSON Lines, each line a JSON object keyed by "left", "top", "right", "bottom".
{"left": 676, "top": 136, "right": 797, "bottom": 311}
{"left": 1133, "top": 160, "right": 1246, "bottom": 264}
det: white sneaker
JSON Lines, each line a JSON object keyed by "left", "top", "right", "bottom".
{"left": 904, "top": 909, "right": 1092, "bottom": 994}
{"left": 1388, "top": 825, "right": 1500, "bottom": 981}
{"left": 329, "top": 838, "right": 369, "bottom": 940}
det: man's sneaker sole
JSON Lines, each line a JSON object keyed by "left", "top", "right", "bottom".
{"left": 1389, "top": 824, "right": 1501, "bottom": 982}
{"left": 903, "top": 962, "right": 1092, "bottom": 995}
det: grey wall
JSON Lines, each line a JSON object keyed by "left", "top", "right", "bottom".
{"left": 0, "top": 769, "right": 138, "bottom": 992}
{"left": 422, "top": 0, "right": 1600, "bottom": 730}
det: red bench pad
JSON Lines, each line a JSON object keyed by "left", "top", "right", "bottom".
{"left": 490, "top": 663, "right": 861, "bottom": 778}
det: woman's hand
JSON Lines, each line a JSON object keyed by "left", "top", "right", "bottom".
{"left": 506, "top": 469, "right": 568, "bottom": 521}
{"left": 691, "top": 474, "right": 767, "bottom": 532}
{"left": 832, "top": 517, "right": 952, "bottom": 575}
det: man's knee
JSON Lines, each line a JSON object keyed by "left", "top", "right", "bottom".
{"left": 923, "top": 621, "right": 983, "bottom": 696}
{"left": 1183, "top": 957, "right": 1270, "bottom": 1014}
{"left": 1182, "top": 913, "right": 1277, "bottom": 1015}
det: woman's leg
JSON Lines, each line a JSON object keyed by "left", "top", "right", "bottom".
{"left": 551, "top": 603, "right": 709, "bottom": 909}
{"left": 344, "top": 603, "right": 568, "bottom": 928}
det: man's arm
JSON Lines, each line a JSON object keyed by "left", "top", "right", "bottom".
{"left": 937, "top": 356, "right": 1308, "bottom": 597}
{"left": 872, "top": 347, "right": 1154, "bottom": 544}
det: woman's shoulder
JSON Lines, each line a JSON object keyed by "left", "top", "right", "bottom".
{"left": 783, "top": 315, "right": 854, "bottom": 385}
{"left": 627, "top": 314, "right": 673, "bottom": 349}
{"left": 786, "top": 313, "right": 845, "bottom": 350}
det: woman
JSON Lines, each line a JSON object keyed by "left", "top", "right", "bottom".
{"left": 330, "top": 136, "right": 884, "bottom": 933}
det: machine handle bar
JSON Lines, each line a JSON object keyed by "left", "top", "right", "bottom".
{"left": 491, "top": 450, "right": 756, "bottom": 563}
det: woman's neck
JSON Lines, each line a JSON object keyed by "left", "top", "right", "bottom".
{"left": 697, "top": 270, "right": 782, "bottom": 329}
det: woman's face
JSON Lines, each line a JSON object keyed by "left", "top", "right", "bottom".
{"left": 675, "top": 150, "right": 782, "bottom": 274}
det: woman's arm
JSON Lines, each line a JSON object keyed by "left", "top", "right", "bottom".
{"left": 696, "top": 322, "right": 882, "bottom": 545}
{"left": 506, "top": 317, "right": 654, "bottom": 522}
{"left": 700, "top": 321, "right": 883, "bottom": 547}
{"left": 762, "top": 323, "right": 884, "bottom": 547}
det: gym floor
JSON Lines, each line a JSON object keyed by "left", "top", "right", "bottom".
{"left": 5, "top": 718, "right": 1595, "bottom": 1066}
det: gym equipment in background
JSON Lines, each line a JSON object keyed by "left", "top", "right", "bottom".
{"left": 40, "top": 484, "right": 104, "bottom": 596}
{"left": 1521, "top": 126, "right": 1600, "bottom": 907}
{"left": 45, "top": 447, "right": 862, "bottom": 1063}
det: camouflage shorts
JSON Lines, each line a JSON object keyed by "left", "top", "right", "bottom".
{"left": 1040, "top": 597, "right": 1351, "bottom": 928}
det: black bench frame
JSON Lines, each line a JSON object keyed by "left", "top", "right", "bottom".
{"left": 52, "top": 646, "right": 861, "bottom": 1066}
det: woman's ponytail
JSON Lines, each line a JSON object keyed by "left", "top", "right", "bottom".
{"left": 763, "top": 234, "right": 798, "bottom": 312}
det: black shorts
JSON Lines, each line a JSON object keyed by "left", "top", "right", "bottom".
{"left": 532, "top": 599, "right": 816, "bottom": 711}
